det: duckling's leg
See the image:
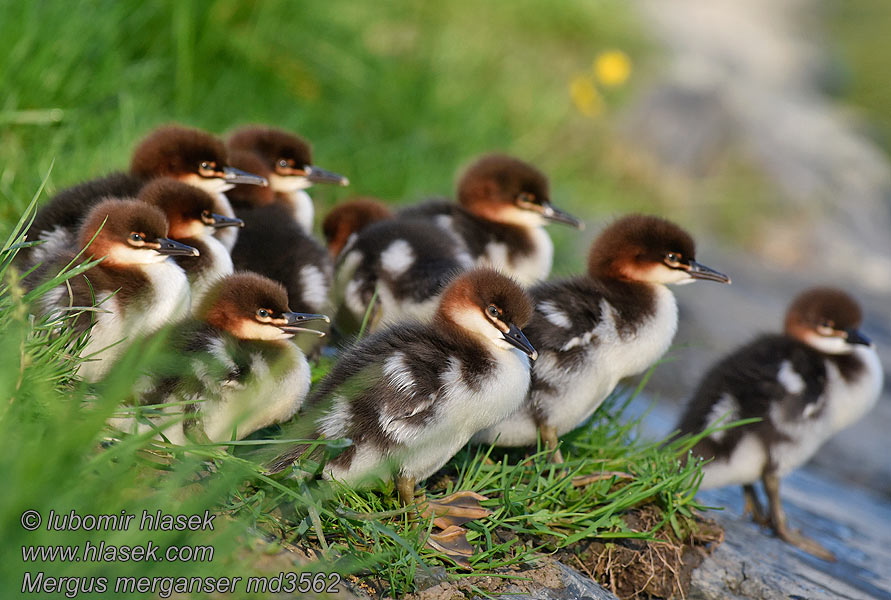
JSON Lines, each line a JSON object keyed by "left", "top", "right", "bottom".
{"left": 763, "top": 472, "right": 835, "bottom": 561}
{"left": 741, "top": 483, "right": 769, "bottom": 526}
{"left": 539, "top": 424, "right": 564, "bottom": 464}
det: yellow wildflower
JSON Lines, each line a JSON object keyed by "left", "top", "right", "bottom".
{"left": 594, "top": 50, "right": 631, "bottom": 87}
{"left": 569, "top": 75, "right": 603, "bottom": 117}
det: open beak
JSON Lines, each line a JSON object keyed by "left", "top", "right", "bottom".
{"left": 541, "top": 202, "right": 584, "bottom": 229}
{"left": 687, "top": 260, "right": 731, "bottom": 284}
{"left": 208, "top": 213, "right": 244, "bottom": 229}
{"left": 503, "top": 322, "right": 538, "bottom": 360}
{"left": 305, "top": 165, "right": 350, "bottom": 186}
{"left": 846, "top": 328, "right": 872, "bottom": 346}
{"left": 155, "top": 238, "right": 199, "bottom": 257}
{"left": 278, "top": 312, "right": 330, "bottom": 336}
{"left": 223, "top": 166, "right": 268, "bottom": 187}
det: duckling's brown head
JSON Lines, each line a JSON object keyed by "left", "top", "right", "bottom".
{"left": 587, "top": 214, "right": 729, "bottom": 286}
{"left": 785, "top": 287, "right": 869, "bottom": 354}
{"left": 322, "top": 198, "right": 393, "bottom": 257}
{"left": 138, "top": 178, "right": 243, "bottom": 240}
{"left": 456, "top": 154, "right": 581, "bottom": 229}
{"left": 200, "top": 272, "right": 329, "bottom": 341}
{"left": 78, "top": 198, "right": 198, "bottom": 266}
{"left": 437, "top": 267, "right": 537, "bottom": 359}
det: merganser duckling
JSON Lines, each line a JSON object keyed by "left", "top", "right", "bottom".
{"left": 228, "top": 125, "right": 349, "bottom": 233}
{"left": 268, "top": 268, "right": 537, "bottom": 563}
{"left": 25, "top": 125, "right": 266, "bottom": 262}
{"left": 473, "top": 215, "right": 731, "bottom": 460}
{"left": 400, "top": 154, "right": 583, "bottom": 285}
{"left": 675, "top": 287, "right": 882, "bottom": 561}
{"left": 136, "top": 179, "right": 243, "bottom": 309}
{"left": 110, "top": 273, "right": 329, "bottom": 444}
{"left": 29, "top": 199, "right": 198, "bottom": 382}
{"left": 322, "top": 197, "right": 394, "bottom": 258}
{"left": 227, "top": 151, "right": 334, "bottom": 320}
{"left": 323, "top": 198, "right": 473, "bottom": 332}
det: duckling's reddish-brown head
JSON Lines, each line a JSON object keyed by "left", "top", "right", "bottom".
{"left": 784, "top": 287, "right": 870, "bottom": 354}
{"left": 130, "top": 125, "right": 267, "bottom": 193}
{"left": 586, "top": 215, "right": 730, "bottom": 286}
{"left": 228, "top": 125, "right": 348, "bottom": 191}
{"left": 322, "top": 198, "right": 394, "bottom": 256}
{"left": 456, "top": 154, "right": 582, "bottom": 229}
{"left": 137, "top": 178, "right": 243, "bottom": 240}
{"left": 200, "top": 272, "right": 329, "bottom": 341}
{"left": 77, "top": 199, "right": 199, "bottom": 266}
{"left": 436, "top": 268, "right": 537, "bottom": 359}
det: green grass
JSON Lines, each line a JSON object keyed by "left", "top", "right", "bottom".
{"left": 0, "top": 2, "right": 742, "bottom": 597}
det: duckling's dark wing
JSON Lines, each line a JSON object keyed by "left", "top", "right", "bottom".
{"left": 23, "top": 173, "right": 142, "bottom": 267}
{"left": 352, "top": 217, "right": 467, "bottom": 302}
{"left": 677, "top": 334, "right": 827, "bottom": 459}
{"left": 231, "top": 204, "right": 333, "bottom": 314}
{"left": 307, "top": 324, "right": 440, "bottom": 410}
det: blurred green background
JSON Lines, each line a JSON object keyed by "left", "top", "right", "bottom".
{"left": 0, "top": 0, "right": 660, "bottom": 278}
{"left": 2, "top": 0, "right": 888, "bottom": 271}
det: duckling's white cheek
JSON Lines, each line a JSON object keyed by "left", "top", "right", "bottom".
{"left": 501, "top": 206, "right": 546, "bottom": 228}
{"left": 804, "top": 333, "right": 855, "bottom": 355}
{"left": 269, "top": 173, "right": 311, "bottom": 192}
{"left": 180, "top": 173, "right": 232, "bottom": 195}
{"left": 106, "top": 245, "right": 168, "bottom": 265}
{"left": 234, "top": 320, "right": 291, "bottom": 341}
{"left": 449, "top": 306, "right": 498, "bottom": 340}
{"left": 634, "top": 264, "right": 691, "bottom": 285}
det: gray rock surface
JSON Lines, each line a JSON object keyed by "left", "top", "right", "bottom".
{"left": 472, "top": 562, "right": 619, "bottom": 600}
{"left": 693, "top": 470, "right": 891, "bottom": 600}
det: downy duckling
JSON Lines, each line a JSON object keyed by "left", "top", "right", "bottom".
{"left": 675, "top": 287, "right": 882, "bottom": 561}
{"left": 268, "top": 268, "right": 537, "bottom": 564}
{"left": 29, "top": 199, "right": 197, "bottom": 381}
{"left": 400, "top": 154, "right": 583, "bottom": 285}
{"left": 473, "top": 215, "right": 730, "bottom": 461}
{"left": 228, "top": 125, "right": 348, "bottom": 233}
{"left": 110, "top": 273, "right": 329, "bottom": 444}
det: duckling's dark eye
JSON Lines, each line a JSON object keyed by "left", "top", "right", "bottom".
{"left": 516, "top": 192, "right": 539, "bottom": 206}
{"left": 278, "top": 159, "right": 289, "bottom": 169}
{"left": 256, "top": 309, "right": 271, "bottom": 320}
{"left": 486, "top": 304, "right": 501, "bottom": 319}
{"left": 127, "top": 232, "right": 146, "bottom": 246}
{"left": 198, "top": 161, "right": 216, "bottom": 176}
{"left": 201, "top": 210, "right": 214, "bottom": 224}
{"left": 665, "top": 252, "right": 682, "bottom": 266}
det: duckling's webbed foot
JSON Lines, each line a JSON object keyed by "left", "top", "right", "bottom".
{"left": 763, "top": 472, "right": 835, "bottom": 562}
{"left": 426, "top": 525, "right": 474, "bottom": 568}
{"left": 776, "top": 525, "right": 836, "bottom": 562}
{"left": 420, "top": 490, "right": 492, "bottom": 529}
